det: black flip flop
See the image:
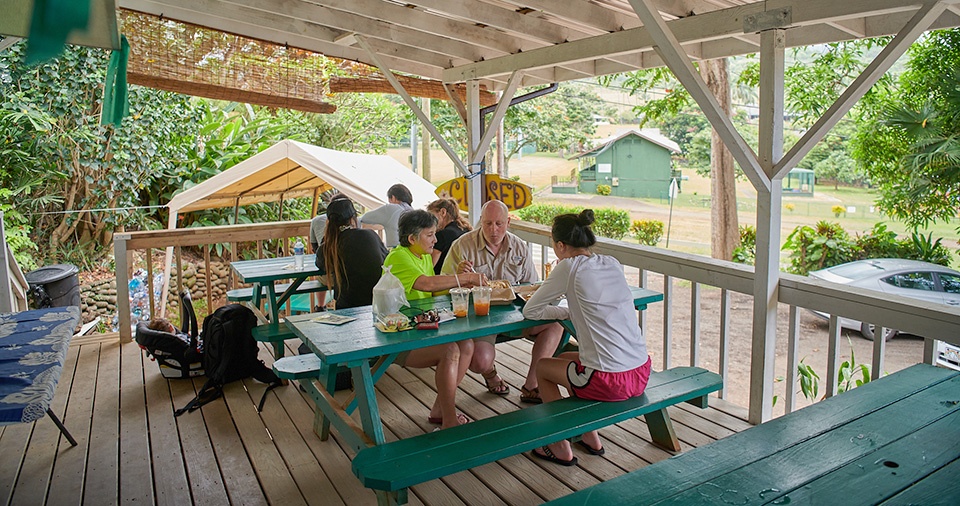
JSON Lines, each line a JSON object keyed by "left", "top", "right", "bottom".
{"left": 575, "top": 440, "right": 605, "bottom": 456}
{"left": 531, "top": 446, "right": 578, "bottom": 467}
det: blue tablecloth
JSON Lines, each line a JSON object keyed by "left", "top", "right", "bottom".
{"left": 0, "top": 307, "right": 80, "bottom": 424}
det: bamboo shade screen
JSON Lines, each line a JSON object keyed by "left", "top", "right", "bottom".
{"left": 121, "top": 11, "right": 342, "bottom": 114}
{"left": 119, "top": 11, "right": 496, "bottom": 112}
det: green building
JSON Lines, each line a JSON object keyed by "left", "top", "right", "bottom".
{"left": 575, "top": 129, "right": 680, "bottom": 198}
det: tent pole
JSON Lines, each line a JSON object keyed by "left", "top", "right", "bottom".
{"left": 233, "top": 198, "right": 240, "bottom": 225}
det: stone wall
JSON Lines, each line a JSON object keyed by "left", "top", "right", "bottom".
{"left": 80, "top": 260, "right": 232, "bottom": 324}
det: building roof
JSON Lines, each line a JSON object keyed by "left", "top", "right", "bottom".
{"left": 573, "top": 128, "right": 681, "bottom": 159}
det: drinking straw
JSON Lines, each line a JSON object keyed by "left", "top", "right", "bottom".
{"left": 455, "top": 273, "right": 461, "bottom": 289}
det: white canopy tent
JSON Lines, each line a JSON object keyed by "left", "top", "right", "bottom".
{"left": 160, "top": 139, "right": 438, "bottom": 316}
{"left": 165, "top": 139, "right": 437, "bottom": 227}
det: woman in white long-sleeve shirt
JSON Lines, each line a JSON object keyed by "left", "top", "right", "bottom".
{"left": 522, "top": 209, "right": 651, "bottom": 467}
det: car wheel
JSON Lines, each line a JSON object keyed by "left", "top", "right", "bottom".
{"left": 860, "top": 322, "right": 898, "bottom": 341}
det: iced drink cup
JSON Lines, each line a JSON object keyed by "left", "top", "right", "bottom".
{"left": 450, "top": 288, "right": 471, "bottom": 318}
{"left": 472, "top": 286, "right": 492, "bottom": 316}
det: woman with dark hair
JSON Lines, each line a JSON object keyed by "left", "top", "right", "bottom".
{"left": 317, "top": 197, "right": 389, "bottom": 309}
{"left": 521, "top": 209, "right": 651, "bottom": 466}
{"left": 382, "top": 210, "right": 486, "bottom": 429}
{"left": 426, "top": 198, "right": 472, "bottom": 274}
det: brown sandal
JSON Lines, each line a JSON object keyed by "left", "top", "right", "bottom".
{"left": 520, "top": 385, "right": 542, "bottom": 404}
{"left": 482, "top": 367, "right": 510, "bottom": 396}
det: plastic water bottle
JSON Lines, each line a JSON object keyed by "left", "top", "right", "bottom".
{"left": 294, "top": 240, "right": 305, "bottom": 270}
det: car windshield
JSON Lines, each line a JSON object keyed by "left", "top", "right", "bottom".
{"left": 828, "top": 262, "right": 885, "bottom": 280}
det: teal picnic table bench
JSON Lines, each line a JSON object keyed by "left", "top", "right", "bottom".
{"left": 351, "top": 366, "right": 722, "bottom": 505}
{"left": 546, "top": 363, "right": 960, "bottom": 506}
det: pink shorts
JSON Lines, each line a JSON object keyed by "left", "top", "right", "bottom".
{"left": 567, "top": 356, "right": 652, "bottom": 402}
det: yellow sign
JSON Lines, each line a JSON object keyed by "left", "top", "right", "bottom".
{"left": 435, "top": 175, "right": 533, "bottom": 212}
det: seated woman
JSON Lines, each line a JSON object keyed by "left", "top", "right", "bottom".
{"left": 317, "top": 196, "right": 389, "bottom": 310}
{"left": 521, "top": 209, "right": 651, "bottom": 466}
{"left": 426, "top": 198, "right": 471, "bottom": 274}
{"left": 383, "top": 210, "right": 487, "bottom": 429}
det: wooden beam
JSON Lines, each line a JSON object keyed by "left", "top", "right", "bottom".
{"left": 748, "top": 28, "right": 786, "bottom": 425}
{"left": 626, "top": 0, "right": 768, "bottom": 192}
{"left": 355, "top": 35, "right": 468, "bottom": 176}
{"left": 443, "top": 0, "right": 940, "bottom": 82}
{"left": 471, "top": 72, "right": 523, "bottom": 165}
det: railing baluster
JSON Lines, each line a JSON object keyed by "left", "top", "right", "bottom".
{"left": 690, "top": 282, "right": 700, "bottom": 367}
{"left": 718, "top": 288, "right": 730, "bottom": 399}
{"left": 146, "top": 248, "right": 155, "bottom": 320}
{"left": 175, "top": 246, "right": 183, "bottom": 301}
{"left": 871, "top": 324, "right": 887, "bottom": 380}
{"left": 662, "top": 274, "right": 672, "bottom": 370}
{"left": 826, "top": 314, "right": 841, "bottom": 398}
{"left": 785, "top": 305, "right": 800, "bottom": 414}
{"left": 639, "top": 269, "right": 648, "bottom": 334}
{"left": 204, "top": 244, "right": 212, "bottom": 317}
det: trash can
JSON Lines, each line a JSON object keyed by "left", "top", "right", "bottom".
{"left": 25, "top": 264, "right": 81, "bottom": 310}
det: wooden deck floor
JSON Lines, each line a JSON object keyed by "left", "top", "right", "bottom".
{"left": 1, "top": 333, "right": 752, "bottom": 506}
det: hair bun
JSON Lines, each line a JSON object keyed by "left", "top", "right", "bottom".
{"left": 578, "top": 209, "right": 595, "bottom": 226}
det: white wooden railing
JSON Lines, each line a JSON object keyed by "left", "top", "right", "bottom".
{"left": 110, "top": 218, "right": 960, "bottom": 419}
{"left": 510, "top": 220, "right": 960, "bottom": 418}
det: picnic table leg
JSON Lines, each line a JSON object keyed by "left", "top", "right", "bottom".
{"left": 352, "top": 360, "right": 386, "bottom": 446}
{"left": 314, "top": 362, "right": 340, "bottom": 441}
{"left": 376, "top": 489, "right": 407, "bottom": 506}
{"left": 644, "top": 407, "right": 681, "bottom": 452}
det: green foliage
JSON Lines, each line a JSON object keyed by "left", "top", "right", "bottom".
{"left": 591, "top": 208, "right": 630, "bottom": 240}
{"left": 796, "top": 358, "right": 820, "bottom": 401}
{"left": 853, "top": 222, "right": 901, "bottom": 259}
{"left": 851, "top": 30, "right": 960, "bottom": 235}
{"left": 796, "top": 340, "right": 871, "bottom": 403}
{"left": 1, "top": 41, "right": 200, "bottom": 265}
{"left": 514, "top": 203, "right": 580, "bottom": 225}
{"left": 784, "top": 221, "right": 954, "bottom": 274}
{"left": 0, "top": 189, "right": 39, "bottom": 270}
{"left": 782, "top": 221, "right": 855, "bottom": 275}
{"left": 514, "top": 204, "right": 630, "bottom": 240}
{"left": 906, "top": 231, "right": 953, "bottom": 266}
{"left": 596, "top": 184, "right": 612, "bottom": 196}
{"left": 630, "top": 219, "right": 664, "bottom": 246}
{"left": 732, "top": 225, "right": 756, "bottom": 265}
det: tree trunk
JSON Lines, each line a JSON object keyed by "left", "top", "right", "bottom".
{"left": 700, "top": 58, "right": 739, "bottom": 261}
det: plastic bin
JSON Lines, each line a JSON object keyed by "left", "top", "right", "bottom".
{"left": 25, "top": 264, "right": 81, "bottom": 309}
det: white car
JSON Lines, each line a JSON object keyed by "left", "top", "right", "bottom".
{"left": 808, "top": 259, "right": 960, "bottom": 340}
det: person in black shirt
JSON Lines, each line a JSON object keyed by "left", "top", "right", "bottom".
{"left": 317, "top": 197, "right": 389, "bottom": 309}
{"left": 426, "top": 198, "right": 472, "bottom": 275}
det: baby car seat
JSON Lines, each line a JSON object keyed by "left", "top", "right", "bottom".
{"left": 135, "top": 291, "right": 204, "bottom": 378}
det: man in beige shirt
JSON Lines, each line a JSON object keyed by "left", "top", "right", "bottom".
{"left": 441, "top": 200, "right": 563, "bottom": 404}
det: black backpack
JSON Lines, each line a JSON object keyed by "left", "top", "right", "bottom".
{"left": 135, "top": 291, "right": 203, "bottom": 379}
{"left": 175, "top": 304, "right": 280, "bottom": 416}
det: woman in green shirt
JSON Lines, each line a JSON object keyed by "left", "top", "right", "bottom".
{"left": 383, "top": 210, "right": 486, "bottom": 429}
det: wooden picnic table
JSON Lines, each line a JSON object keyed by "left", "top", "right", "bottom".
{"left": 285, "top": 286, "right": 663, "bottom": 452}
{"left": 547, "top": 362, "right": 960, "bottom": 506}
{"left": 229, "top": 254, "right": 323, "bottom": 323}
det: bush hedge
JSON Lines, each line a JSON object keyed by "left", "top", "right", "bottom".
{"left": 514, "top": 203, "right": 631, "bottom": 240}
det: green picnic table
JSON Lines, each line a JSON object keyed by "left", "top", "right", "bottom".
{"left": 285, "top": 286, "right": 663, "bottom": 452}
{"left": 547, "top": 363, "right": 960, "bottom": 506}
{"left": 229, "top": 254, "right": 323, "bottom": 323}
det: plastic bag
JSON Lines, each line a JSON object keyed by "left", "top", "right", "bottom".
{"left": 372, "top": 265, "right": 409, "bottom": 331}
